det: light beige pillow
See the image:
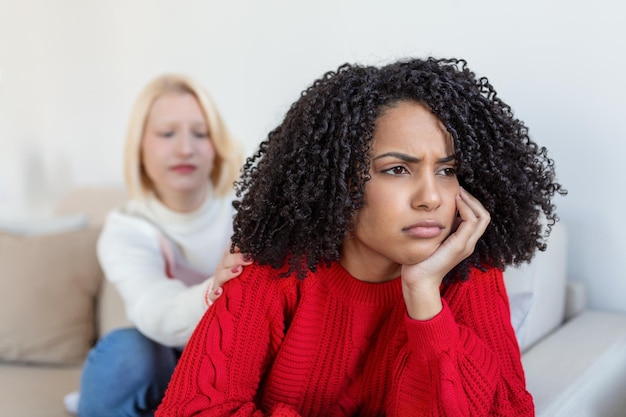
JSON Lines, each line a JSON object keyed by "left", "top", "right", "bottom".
{"left": 0, "top": 228, "right": 102, "bottom": 365}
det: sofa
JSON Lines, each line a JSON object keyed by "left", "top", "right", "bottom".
{"left": 1, "top": 186, "right": 626, "bottom": 417}
{"left": 0, "top": 187, "right": 131, "bottom": 417}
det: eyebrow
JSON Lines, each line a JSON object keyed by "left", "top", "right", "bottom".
{"left": 373, "top": 152, "right": 456, "bottom": 164}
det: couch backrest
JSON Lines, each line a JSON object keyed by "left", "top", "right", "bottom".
{"left": 54, "top": 186, "right": 128, "bottom": 227}
{"left": 55, "top": 186, "right": 132, "bottom": 338}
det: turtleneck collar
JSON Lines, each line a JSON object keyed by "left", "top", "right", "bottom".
{"left": 145, "top": 187, "right": 213, "bottom": 225}
{"left": 318, "top": 261, "right": 402, "bottom": 306}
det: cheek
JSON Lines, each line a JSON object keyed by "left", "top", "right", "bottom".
{"left": 199, "top": 141, "right": 216, "bottom": 162}
{"left": 140, "top": 139, "right": 157, "bottom": 171}
{"left": 354, "top": 187, "right": 395, "bottom": 234}
{"left": 442, "top": 185, "right": 460, "bottom": 225}
{"left": 141, "top": 144, "right": 168, "bottom": 173}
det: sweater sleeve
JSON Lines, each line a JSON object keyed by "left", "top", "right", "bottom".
{"left": 97, "top": 211, "right": 212, "bottom": 347}
{"left": 156, "top": 265, "right": 301, "bottom": 417}
{"left": 392, "top": 268, "right": 534, "bottom": 417}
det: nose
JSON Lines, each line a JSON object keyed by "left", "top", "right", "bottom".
{"left": 411, "top": 173, "right": 441, "bottom": 211}
{"left": 175, "top": 133, "right": 194, "bottom": 156}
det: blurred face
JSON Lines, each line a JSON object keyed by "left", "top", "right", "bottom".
{"left": 341, "top": 101, "right": 459, "bottom": 282}
{"left": 141, "top": 92, "right": 215, "bottom": 209}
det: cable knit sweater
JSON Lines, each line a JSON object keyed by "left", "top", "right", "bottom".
{"left": 156, "top": 261, "right": 534, "bottom": 416}
{"left": 97, "top": 190, "right": 234, "bottom": 347}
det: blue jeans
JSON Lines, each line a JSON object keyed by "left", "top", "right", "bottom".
{"left": 78, "top": 328, "right": 180, "bottom": 417}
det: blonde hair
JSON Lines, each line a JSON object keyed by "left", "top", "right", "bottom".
{"left": 124, "top": 74, "right": 243, "bottom": 199}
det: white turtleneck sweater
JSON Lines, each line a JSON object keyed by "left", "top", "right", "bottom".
{"left": 97, "top": 191, "right": 234, "bottom": 348}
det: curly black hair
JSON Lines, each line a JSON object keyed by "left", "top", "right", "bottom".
{"left": 232, "top": 57, "right": 566, "bottom": 283}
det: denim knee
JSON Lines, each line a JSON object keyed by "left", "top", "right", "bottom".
{"left": 78, "top": 328, "right": 178, "bottom": 417}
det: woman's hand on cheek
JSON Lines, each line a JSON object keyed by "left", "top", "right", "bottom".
{"left": 401, "top": 187, "right": 490, "bottom": 320}
{"left": 206, "top": 244, "right": 253, "bottom": 304}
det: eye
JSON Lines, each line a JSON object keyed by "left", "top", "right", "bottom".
{"left": 193, "top": 131, "right": 209, "bottom": 139}
{"left": 159, "top": 131, "right": 175, "bottom": 138}
{"left": 382, "top": 166, "right": 409, "bottom": 176}
{"left": 437, "top": 167, "right": 457, "bottom": 177}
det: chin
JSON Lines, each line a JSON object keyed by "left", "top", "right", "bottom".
{"left": 170, "top": 181, "right": 205, "bottom": 192}
{"left": 400, "top": 245, "right": 441, "bottom": 265}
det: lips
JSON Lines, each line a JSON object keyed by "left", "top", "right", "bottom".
{"left": 170, "top": 164, "right": 197, "bottom": 174}
{"left": 402, "top": 221, "right": 445, "bottom": 238}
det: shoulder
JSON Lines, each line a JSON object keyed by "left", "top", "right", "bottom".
{"left": 220, "top": 262, "right": 304, "bottom": 313}
{"left": 444, "top": 266, "right": 506, "bottom": 304}
{"left": 469, "top": 265, "right": 504, "bottom": 281}
{"left": 100, "top": 203, "right": 160, "bottom": 239}
{"left": 98, "top": 203, "right": 162, "bottom": 255}
{"left": 231, "top": 262, "right": 302, "bottom": 293}
{"left": 464, "top": 266, "right": 505, "bottom": 293}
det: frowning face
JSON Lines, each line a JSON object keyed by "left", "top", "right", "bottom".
{"left": 341, "top": 101, "right": 459, "bottom": 282}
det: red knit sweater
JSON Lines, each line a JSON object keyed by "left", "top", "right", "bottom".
{"left": 156, "top": 262, "right": 534, "bottom": 416}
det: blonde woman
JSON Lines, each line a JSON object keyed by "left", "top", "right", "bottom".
{"left": 74, "top": 74, "right": 250, "bottom": 417}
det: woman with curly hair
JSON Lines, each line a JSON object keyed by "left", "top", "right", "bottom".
{"left": 157, "top": 58, "right": 565, "bottom": 416}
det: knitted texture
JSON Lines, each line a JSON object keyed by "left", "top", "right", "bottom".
{"left": 156, "top": 262, "right": 534, "bottom": 416}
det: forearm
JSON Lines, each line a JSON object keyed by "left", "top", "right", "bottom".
{"left": 128, "top": 279, "right": 211, "bottom": 347}
{"left": 402, "top": 279, "right": 443, "bottom": 320}
{"left": 394, "top": 300, "right": 533, "bottom": 416}
{"left": 397, "top": 304, "right": 492, "bottom": 416}
{"left": 98, "top": 216, "right": 214, "bottom": 346}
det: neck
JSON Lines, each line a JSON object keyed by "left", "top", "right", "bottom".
{"left": 156, "top": 184, "right": 209, "bottom": 213}
{"left": 340, "top": 240, "right": 401, "bottom": 283}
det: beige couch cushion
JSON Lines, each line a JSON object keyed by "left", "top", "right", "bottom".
{"left": 0, "top": 228, "right": 102, "bottom": 365}
{"left": 0, "top": 363, "right": 81, "bottom": 417}
{"left": 53, "top": 186, "right": 133, "bottom": 337}
{"left": 97, "top": 278, "right": 132, "bottom": 338}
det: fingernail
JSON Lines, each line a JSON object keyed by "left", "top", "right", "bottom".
{"left": 213, "top": 287, "right": 223, "bottom": 296}
{"left": 231, "top": 266, "right": 240, "bottom": 273}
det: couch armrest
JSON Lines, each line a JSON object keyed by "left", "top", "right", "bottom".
{"left": 522, "top": 310, "right": 626, "bottom": 417}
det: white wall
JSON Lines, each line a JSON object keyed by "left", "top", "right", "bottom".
{"left": 1, "top": 0, "right": 624, "bottom": 312}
